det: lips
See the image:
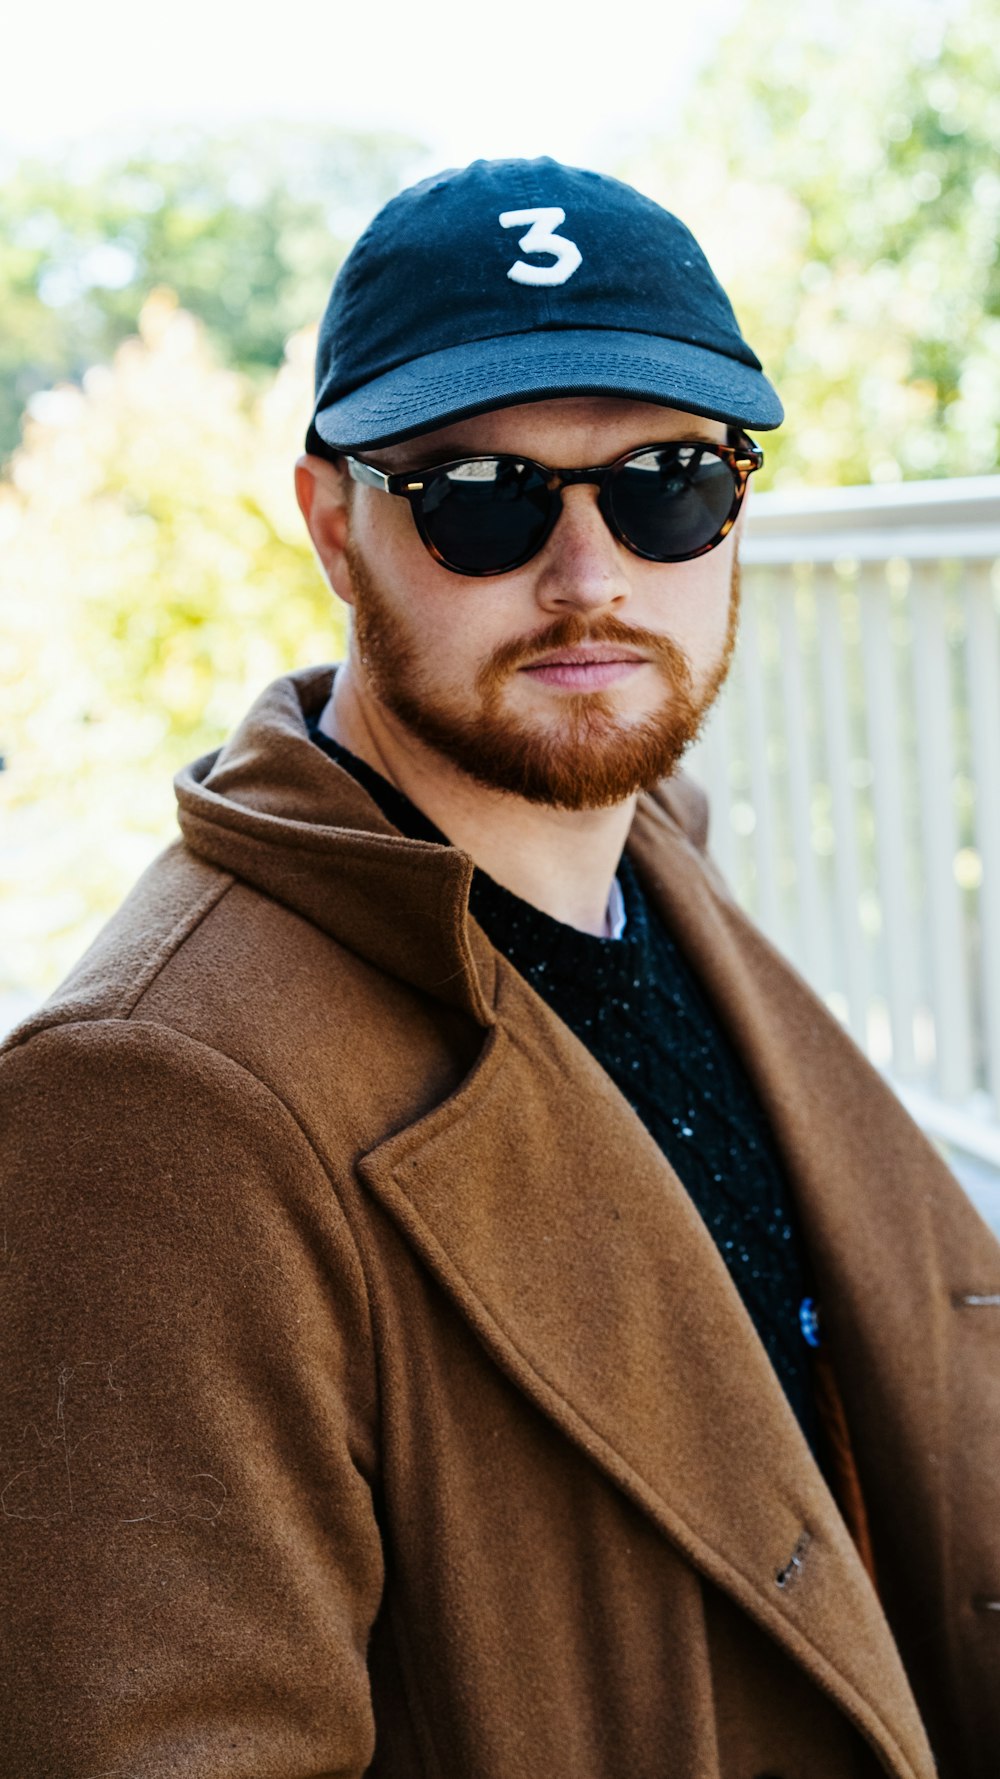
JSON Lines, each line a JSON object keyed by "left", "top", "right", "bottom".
{"left": 519, "top": 648, "right": 649, "bottom": 691}
{"left": 524, "top": 645, "right": 648, "bottom": 670}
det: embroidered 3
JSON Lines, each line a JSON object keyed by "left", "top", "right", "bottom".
{"left": 499, "top": 206, "right": 583, "bottom": 286}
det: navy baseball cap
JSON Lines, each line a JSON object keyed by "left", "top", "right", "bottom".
{"left": 308, "top": 156, "right": 783, "bottom": 452}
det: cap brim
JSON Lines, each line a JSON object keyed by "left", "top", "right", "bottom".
{"left": 312, "top": 327, "right": 783, "bottom": 451}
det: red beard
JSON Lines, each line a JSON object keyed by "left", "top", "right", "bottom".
{"left": 349, "top": 540, "right": 741, "bottom": 812}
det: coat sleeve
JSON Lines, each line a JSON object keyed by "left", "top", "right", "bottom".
{"left": 0, "top": 1016, "right": 384, "bottom": 1779}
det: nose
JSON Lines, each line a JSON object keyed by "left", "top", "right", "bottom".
{"left": 531, "top": 484, "right": 632, "bottom": 615}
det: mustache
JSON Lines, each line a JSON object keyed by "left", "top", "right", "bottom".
{"left": 476, "top": 613, "right": 693, "bottom": 697}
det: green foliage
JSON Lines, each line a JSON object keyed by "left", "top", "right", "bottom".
{"left": 0, "top": 123, "right": 421, "bottom": 463}
{"left": 0, "top": 121, "right": 420, "bottom": 997}
{"left": 4, "top": 15, "right": 1000, "bottom": 997}
{"left": 623, "top": 0, "right": 1000, "bottom": 486}
{"left": 0, "top": 297, "right": 343, "bottom": 991}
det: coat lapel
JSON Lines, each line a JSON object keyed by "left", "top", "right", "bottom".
{"left": 359, "top": 869, "right": 936, "bottom": 1779}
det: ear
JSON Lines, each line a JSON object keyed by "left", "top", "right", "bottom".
{"left": 294, "top": 453, "right": 357, "bottom": 608}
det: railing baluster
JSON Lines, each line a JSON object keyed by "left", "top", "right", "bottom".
{"left": 776, "top": 577, "right": 831, "bottom": 994}
{"left": 910, "top": 561, "right": 974, "bottom": 1101}
{"left": 814, "top": 567, "right": 871, "bottom": 1047}
{"left": 965, "top": 562, "right": 1000, "bottom": 1115}
{"left": 858, "top": 563, "right": 919, "bottom": 1078}
{"left": 738, "top": 581, "right": 783, "bottom": 943}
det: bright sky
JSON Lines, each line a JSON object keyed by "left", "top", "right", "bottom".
{"left": 4, "top": 0, "right": 743, "bottom": 175}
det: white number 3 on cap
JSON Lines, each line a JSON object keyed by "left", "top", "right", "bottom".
{"left": 498, "top": 207, "right": 583, "bottom": 286}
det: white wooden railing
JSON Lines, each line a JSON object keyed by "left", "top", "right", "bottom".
{"left": 687, "top": 473, "right": 1000, "bottom": 1226}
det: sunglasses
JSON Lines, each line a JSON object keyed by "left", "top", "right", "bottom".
{"left": 341, "top": 428, "right": 762, "bottom": 578}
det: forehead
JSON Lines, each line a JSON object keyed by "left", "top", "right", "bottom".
{"left": 369, "top": 395, "right": 729, "bottom": 471}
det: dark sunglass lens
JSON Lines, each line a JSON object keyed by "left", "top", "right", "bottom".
{"left": 610, "top": 446, "right": 736, "bottom": 559}
{"left": 420, "top": 458, "right": 553, "bottom": 572}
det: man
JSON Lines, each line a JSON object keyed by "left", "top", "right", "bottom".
{"left": 1, "top": 157, "right": 997, "bottom": 1779}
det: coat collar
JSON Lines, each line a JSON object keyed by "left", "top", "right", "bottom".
{"left": 178, "top": 666, "right": 939, "bottom": 1777}
{"left": 175, "top": 665, "right": 495, "bottom": 1024}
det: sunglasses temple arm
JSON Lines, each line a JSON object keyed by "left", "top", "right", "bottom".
{"left": 343, "top": 457, "right": 395, "bottom": 493}
{"left": 727, "top": 427, "right": 764, "bottom": 476}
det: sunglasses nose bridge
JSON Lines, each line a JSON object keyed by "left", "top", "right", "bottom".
{"left": 550, "top": 465, "right": 605, "bottom": 491}
{"left": 545, "top": 467, "right": 616, "bottom": 546}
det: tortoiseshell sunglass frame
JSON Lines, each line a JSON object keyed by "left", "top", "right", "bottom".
{"left": 339, "top": 425, "right": 764, "bottom": 576}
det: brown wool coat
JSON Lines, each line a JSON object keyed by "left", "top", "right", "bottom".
{"left": 2, "top": 665, "right": 999, "bottom": 1779}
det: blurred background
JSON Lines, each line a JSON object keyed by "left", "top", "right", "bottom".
{"left": 2, "top": 0, "right": 999, "bottom": 1226}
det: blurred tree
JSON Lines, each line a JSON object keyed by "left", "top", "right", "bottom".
{"left": 0, "top": 294, "right": 342, "bottom": 992}
{"left": 0, "top": 122, "right": 421, "bottom": 463}
{"left": 6, "top": 5, "right": 1000, "bottom": 1003}
{"left": 624, "top": 0, "right": 1000, "bottom": 487}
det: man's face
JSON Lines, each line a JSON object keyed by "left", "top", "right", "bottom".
{"left": 320, "top": 396, "right": 746, "bottom": 811}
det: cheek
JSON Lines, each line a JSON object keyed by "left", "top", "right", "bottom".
{"left": 418, "top": 593, "right": 522, "bottom": 691}
{"left": 640, "top": 553, "right": 734, "bottom": 654}
{"left": 352, "top": 488, "right": 417, "bottom": 570}
{"left": 693, "top": 566, "right": 736, "bottom": 649}
{"left": 359, "top": 540, "right": 512, "bottom": 689}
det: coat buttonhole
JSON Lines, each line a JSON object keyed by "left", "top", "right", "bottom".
{"left": 776, "top": 1530, "right": 812, "bottom": 1589}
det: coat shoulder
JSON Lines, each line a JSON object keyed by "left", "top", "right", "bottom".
{"left": 0, "top": 840, "right": 235, "bottom": 1055}
{"left": 2, "top": 837, "right": 480, "bottom": 1177}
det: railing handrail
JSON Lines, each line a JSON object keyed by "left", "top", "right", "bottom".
{"left": 743, "top": 474, "right": 1000, "bottom": 565}
{"left": 747, "top": 472, "right": 1000, "bottom": 529}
